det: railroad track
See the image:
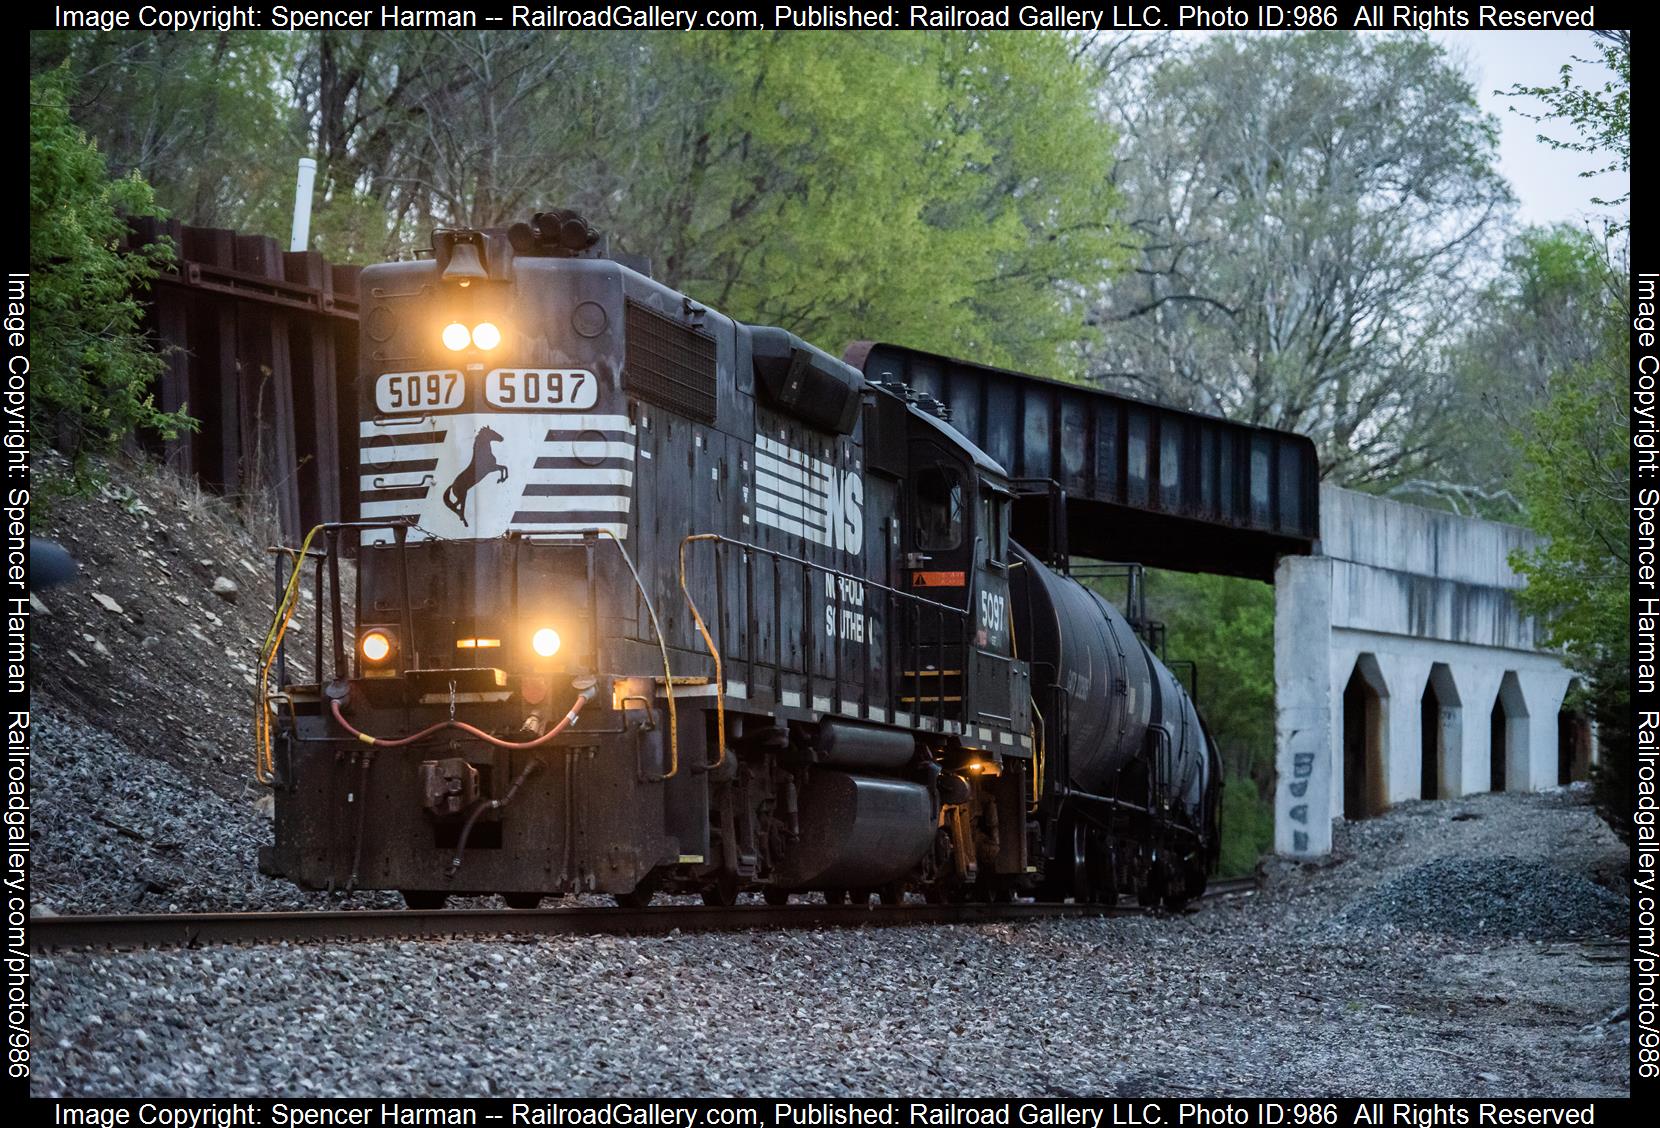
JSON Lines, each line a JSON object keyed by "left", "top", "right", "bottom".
{"left": 30, "top": 877, "right": 1259, "bottom": 952}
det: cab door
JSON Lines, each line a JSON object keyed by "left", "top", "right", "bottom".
{"left": 902, "top": 440, "right": 973, "bottom": 722}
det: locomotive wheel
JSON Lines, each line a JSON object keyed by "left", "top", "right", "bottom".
{"left": 763, "top": 887, "right": 792, "bottom": 906}
{"left": 613, "top": 870, "right": 661, "bottom": 909}
{"left": 1163, "top": 861, "right": 1206, "bottom": 911}
{"left": 701, "top": 873, "right": 740, "bottom": 907}
{"left": 1138, "top": 866, "right": 1167, "bottom": 908}
{"left": 1069, "top": 822, "right": 1093, "bottom": 904}
{"left": 400, "top": 890, "right": 447, "bottom": 910}
{"left": 821, "top": 888, "right": 850, "bottom": 905}
{"left": 1087, "top": 839, "right": 1118, "bottom": 906}
{"left": 879, "top": 882, "right": 905, "bottom": 906}
{"left": 502, "top": 892, "right": 543, "bottom": 909}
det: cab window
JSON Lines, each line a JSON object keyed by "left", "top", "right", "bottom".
{"left": 915, "top": 464, "right": 964, "bottom": 551}
{"left": 981, "top": 488, "right": 1010, "bottom": 565}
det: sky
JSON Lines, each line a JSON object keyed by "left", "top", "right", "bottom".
{"left": 1429, "top": 30, "right": 1626, "bottom": 229}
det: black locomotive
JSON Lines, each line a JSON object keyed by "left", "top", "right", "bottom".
{"left": 260, "top": 212, "right": 1222, "bottom": 908}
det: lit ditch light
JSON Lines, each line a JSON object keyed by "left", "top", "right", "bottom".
{"left": 532, "top": 628, "right": 561, "bottom": 658}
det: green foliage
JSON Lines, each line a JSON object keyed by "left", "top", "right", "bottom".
{"left": 1218, "top": 777, "right": 1273, "bottom": 878}
{"left": 1507, "top": 245, "right": 1628, "bottom": 837}
{"left": 1428, "top": 225, "right": 1620, "bottom": 518}
{"left": 29, "top": 65, "right": 190, "bottom": 486}
{"left": 45, "top": 31, "right": 1123, "bottom": 377}
{"left": 31, "top": 32, "right": 302, "bottom": 233}
{"left": 1501, "top": 31, "right": 1630, "bottom": 230}
{"left": 1510, "top": 340, "right": 1628, "bottom": 664}
{"left": 625, "top": 32, "right": 1123, "bottom": 371}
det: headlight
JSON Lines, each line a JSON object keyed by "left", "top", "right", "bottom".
{"left": 471, "top": 321, "right": 502, "bottom": 350}
{"left": 532, "top": 628, "right": 561, "bottom": 657}
{"left": 441, "top": 322, "right": 470, "bottom": 351}
{"left": 360, "top": 630, "right": 393, "bottom": 663}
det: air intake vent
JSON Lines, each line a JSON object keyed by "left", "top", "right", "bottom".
{"left": 625, "top": 301, "right": 717, "bottom": 423}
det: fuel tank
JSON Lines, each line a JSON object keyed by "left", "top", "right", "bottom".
{"left": 772, "top": 770, "right": 936, "bottom": 889}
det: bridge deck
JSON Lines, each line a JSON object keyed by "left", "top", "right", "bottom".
{"left": 849, "top": 342, "right": 1319, "bottom": 582}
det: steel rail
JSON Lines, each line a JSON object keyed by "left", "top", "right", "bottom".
{"left": 30, "top": 879, "right": 1258, "bottom": 953}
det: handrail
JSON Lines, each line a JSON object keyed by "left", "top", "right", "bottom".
{"left": 677, "top": 533, "right": 975, "bottom": 756}
{"left": 678, "top": 534, "right": 728, "bottom": 771}
{"left": 594, "top": 529, "right": 679, "bottom": 781}
{"left": 254, "top": 518, "right": 412, "bottom": 784}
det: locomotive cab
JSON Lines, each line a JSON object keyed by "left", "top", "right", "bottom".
{"left": 900, "top": 411, "right": 1018, "bottom": 737}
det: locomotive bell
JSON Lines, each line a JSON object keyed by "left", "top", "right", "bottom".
{"left": 434, "top": 229, "right": 490, "bottom": 286}
{"left": 441, "top": 241, "right": 488, "bottom": 286}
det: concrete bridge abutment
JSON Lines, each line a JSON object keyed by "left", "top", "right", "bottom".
{"left": 1273, "top": 487, "right": 1590, "bottom": 858}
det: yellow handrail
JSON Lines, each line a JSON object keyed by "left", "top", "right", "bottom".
{"left": 677, "top": 534, "right": 727, "bottom": 772}
{"left": 595, "top": 529, "right": 679, "bottom": 780}
{"left": 254, "top": 524, "right": 325, "bottom": 784}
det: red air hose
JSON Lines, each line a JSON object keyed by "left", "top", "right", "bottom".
{"left": 329, "top": 684, "right": 596, "bottom": 749}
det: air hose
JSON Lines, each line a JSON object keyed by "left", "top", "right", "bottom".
{"left": 329, "top": 683, "right": 596, "bottom": 750}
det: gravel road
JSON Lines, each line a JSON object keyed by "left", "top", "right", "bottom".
{"left": 31, "top": 787, "right": 1629, "bottom": 1098}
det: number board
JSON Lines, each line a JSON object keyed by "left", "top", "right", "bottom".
{"left": 486, "top": 369, "right": 599, "bottom": 411}
{"left": 375, "top": 370, "right": 464, "bottom": 414}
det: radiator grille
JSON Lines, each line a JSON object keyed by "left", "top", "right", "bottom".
{"left": 624, "top": 301, "right": 717, "bottom": 423}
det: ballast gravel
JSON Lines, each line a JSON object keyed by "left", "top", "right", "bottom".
{"left": 1337, "top": 856, "right": 1627, "bottom": 940}
{"left": 31, "top": 786, "right": 1629, "bottom": 1098}
{"left": 30, "top": 699, "right": 401, "bottom": 914}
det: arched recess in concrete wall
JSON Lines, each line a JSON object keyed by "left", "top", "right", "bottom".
{"left": 1489, "top": 671, "right": 1530, "bottom": 792}
{"left": 1420, "top": 663, "right": 1462, "bottom": 800}
{"left": 1343, "top": 653, "right": 1389, "bottom": 818}
{"left": 1557, "top": 678, "right": 1592, "bottom": 785}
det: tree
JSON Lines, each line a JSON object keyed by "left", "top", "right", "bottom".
{"left": 281, "top": 31, "right": 1125, "bottom": 371}
{"left": 610, "top": 32, "right": 1124, "bottom": 369}
{"left": 1410, "top": 225, "right": 1618, "bottom": 518}
{"left": 1509, "top": 249, "right": 1628, "bottom": 836}
{"left": 29, "top": 65, "right": 190, "bottom": 487}
{"left": 1497, "top": 31, "right": 1630, "bottom": 841}
{"left": 1083, "top": 33, "right": 1512, "bottom": 484}
{"left": 31, "top": 32, "right": 300, "bottom": 234}
{"left": 44, "top": 32, "right": 1124, "bottom": 371}
{"left": 1502, "top": 30, "right": 1630, "bottom": 233}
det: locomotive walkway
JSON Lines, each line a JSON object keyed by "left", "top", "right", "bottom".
{"left": 30, "top": 879, "right": 1258, "bottom": 951}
